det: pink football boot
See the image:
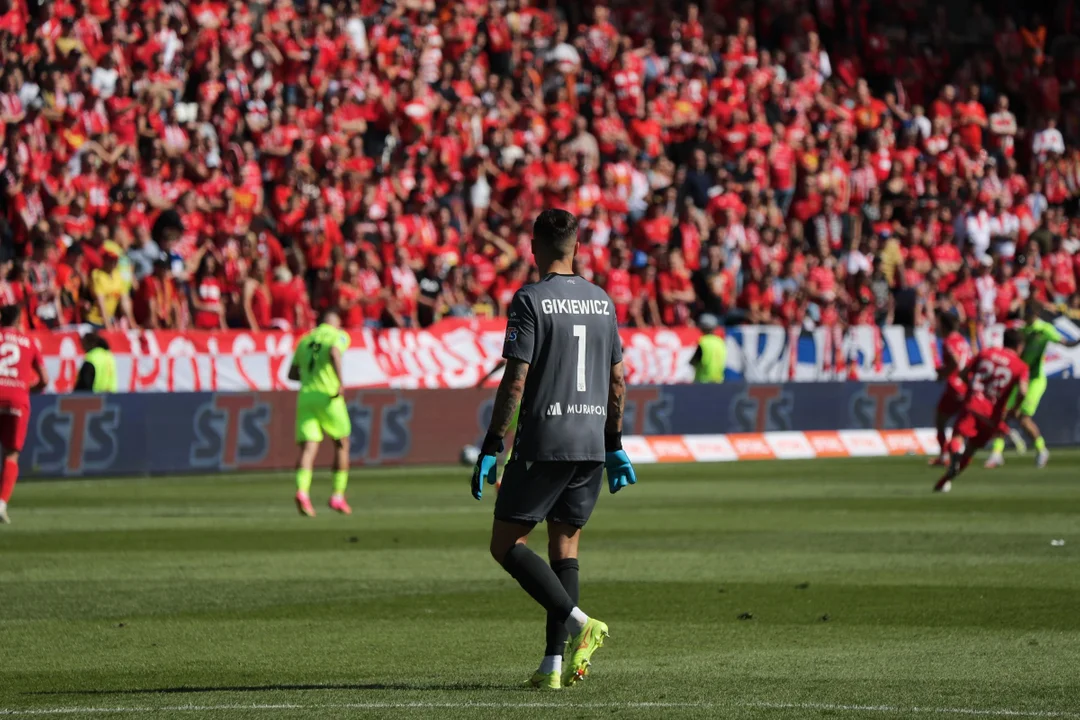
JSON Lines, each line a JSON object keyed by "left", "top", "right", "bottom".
{"left": 328, "top": 495, "right": 352, "bottom": 515}
{"left": 295, "top": 491, "right": 316, "bottom": 517}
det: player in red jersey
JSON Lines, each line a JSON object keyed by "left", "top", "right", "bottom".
{"left": 930, "top": 313, "right": 972, "bottom": 466}
{"left": 0, "top": 305, "right": 49, "bottom": 524}
{"left": 934, "top": 329, "right": 1028, "bottom": 493}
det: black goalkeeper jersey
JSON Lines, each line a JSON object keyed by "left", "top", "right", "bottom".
{"left": 502, "top": 273, "right": 623, "bottom": 462}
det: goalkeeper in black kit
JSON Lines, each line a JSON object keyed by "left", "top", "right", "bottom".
{"left": 470, "top": 209, "right": 637, "bottom": 689}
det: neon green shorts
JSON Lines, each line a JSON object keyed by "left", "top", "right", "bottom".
{"left": 295, "top": 393, "right": 351, "bottom": 444}
{"left": 1008, "top": 375, "right": 1046, "bottom": 417}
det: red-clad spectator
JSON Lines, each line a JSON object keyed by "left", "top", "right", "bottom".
{"left": 806, "top": 254, "right": 838, "bottom": 304}
{"left": 994, "top": 262, "right": 1022, "bottom": 322}
{"left": 191, "top": 252, "right": 226, "bottom": 330}
{"left": 26, "top": 239, "right": 61, "bottom": 330}
{"left": 1047, "top": 236, "right": 1078, "bottom": 301}
{"left": 956, "top": 85, "right": 988, "bottom": 153}
{"left": 603, "top": 243, "right": 634, "bottom": 325}
{"left": 629, "top": 263, "right": 661, "bottom": 328}
{"left": 739, "top": 265, "right": 776, "bottom": 324}
{"left": 134, "top": 259, "right": 184, "bottom": 330}
{"left": 949, "top": 265, "right": 979, "bottom": 325}
{"left": 673, "top": 201, "right": 705, "bottom": 271}
{"left": 354, "top": 249, "right": 386, "bottom": 328}
{"left": 491, "top": 260, "right": 529, "bottom": 317}
{"left": 634, "top": 202, "right": 671, "bottom": 254}
{"left": 333, "top": 260, "right": 365, "bottom": 331}
{"left": 657, "top": 248, "right": 696, "bottom": 326}
{"left": 8, "top": 171, "right": 45, "bottom": 249}
{"left": 931, "top": 233, "right": 963, "bottom": 291}
{"left": 269, "top": 266, "right": 304, "bottom": 331}
{"left": 384, "top": 246, "right": 419, "bottom": 328}
{"left": 241, "top": 256, "right": 272, "bottom": 330}
{"left": 6, "top": 261, "right": 34, "bottom": 331}
{"left": 0, "top": 0, "right": 1078, "bottom": 340}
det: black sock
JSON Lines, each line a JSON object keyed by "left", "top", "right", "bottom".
{"left": 501, "top": 544, "right": 575, "bottom": 622}
{"left": 545, "top": 558, "right": 579, "bottom": 656}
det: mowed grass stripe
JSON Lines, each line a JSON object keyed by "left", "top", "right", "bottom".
{"left": 1, "top": 455, "right": 1078, "bottom": 718}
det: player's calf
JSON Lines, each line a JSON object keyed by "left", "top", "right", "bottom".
{"left": 932, "top": 411, "right": 951, "bottom": 465}
{"left": 935, "top": 437, "right": 969, "bottom": 492}
{"left": 985, "top": 436, "right": 1006, "bottom": 469}
{"left": 328, "top": 439, "right": 351, "bottom": 513}
{"left": 0, "top": 450, "right": 20, "bottom": 524}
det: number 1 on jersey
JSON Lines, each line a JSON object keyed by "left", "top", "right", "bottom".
{"left": 573, "top": 324, "right": 587, "bottom": 392}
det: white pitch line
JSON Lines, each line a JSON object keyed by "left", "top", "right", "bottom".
{"left": 746, "top": 701, "right": 1080, "bottom": 718}
{"left": 3, "top": 701, "right": 1079, "bottom": 718}
{"left": 0, "top": 702, "right": 710, "bottom": 717}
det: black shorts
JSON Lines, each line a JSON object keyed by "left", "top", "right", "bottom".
{"left": 494, "top": 460, "right": 604, "bottom": 528}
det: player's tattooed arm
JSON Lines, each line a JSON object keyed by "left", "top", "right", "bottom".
{"left": 488, "top": 358, "right": 529, "bottom": 438}
{"left": 606, "top": 361, "right": 626, "bottom": 434}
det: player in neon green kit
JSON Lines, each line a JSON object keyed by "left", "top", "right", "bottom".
{"left": 288, "top": 310, "right": 352, "bottom": 516}
{"left": 986, "top": 302, "right": 1080, "bottom": 469}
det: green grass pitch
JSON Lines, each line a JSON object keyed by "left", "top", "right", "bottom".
{"left": 1, "top": 454, "right": 1079, "bottom": 719}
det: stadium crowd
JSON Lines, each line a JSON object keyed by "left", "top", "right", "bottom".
{"left": 1, "top": 0, "right": 1080, "bottom": 333}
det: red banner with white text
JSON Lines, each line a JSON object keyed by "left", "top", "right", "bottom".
{"left": 34, "top": 320, "right": 701, "bottom": 393}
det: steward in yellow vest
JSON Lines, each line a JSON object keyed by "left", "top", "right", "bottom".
{"left": 690, "top": 314, "right": 726, "bottom": 383}
{"left": 75, "top": 333, "right": 118, "bottom": 393}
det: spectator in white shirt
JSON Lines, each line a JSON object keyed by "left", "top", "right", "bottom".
{"left": 90, "top": 55, "right": 119, "bottom": 98}
{"left": 988, "top": 199, "right": 1019, "bottom": 258}
{"left": 910, "top": 105, "right": 932, "bottom": 141}
{"left": 988, "top": 95, "right": 1017, "bottom": 160}
{"left": 974, "top": 256, "right": 997, "bottom": 326}
{"left": 1026, "top": 181, "right": 1048, "bottom": 222}
{"left": 345, "top": 16, "right": 368, "bottom": 57}
{"left": 1032, "top": 117, "right": 1065, "bottom": 164}
{"left": 963, "top": 196, "right": 993, "bottom": 260}
{"left": 844, "top": 239, "right": 873, "bottom": 276}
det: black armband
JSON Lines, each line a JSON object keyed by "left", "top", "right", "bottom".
{"left": 605, "top": 431, "right": 623, "bottom": 453}
{"left": 481, "top": 432, "right": 504, "bottom": 457}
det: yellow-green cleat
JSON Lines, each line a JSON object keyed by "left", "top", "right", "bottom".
{"left": 562, "top": 618, "right": 609, "bottom": 686}
{"left": 524, "top": 670, "right": 561, "bottom": 689}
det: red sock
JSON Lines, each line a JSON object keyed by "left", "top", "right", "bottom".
{"left": 0, "top": 458, "right": 19, "bottom": 503}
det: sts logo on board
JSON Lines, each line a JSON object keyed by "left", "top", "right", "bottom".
{"left": 347, "top": 391, "right": 412, "bottom": 464}
{"left": 850, "top": 383, "right": 912, "bottom": 429}
{"left": 191, "top": 394, "right": 272, "bottom": 469}
{"left": 31, "top": 396, "right": 121, "bottom": 475}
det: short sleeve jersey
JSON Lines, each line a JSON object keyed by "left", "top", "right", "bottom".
{"left": 502, "top": 273, "right": 623, "bottom": 462}
{"left": 965, "top": 347, "right": 1029, "bottom": 422}
{"left": 0, "top": 329, "right": 42, "bottom": 407}
{"left": 942, "top": 331, "right": 972, "bottom": 395}
{"left": 293, "top": 323, "right": 350, "bottom": 397}
{"left": 1021, "top": 318, "right": 1063, "bottom": 379}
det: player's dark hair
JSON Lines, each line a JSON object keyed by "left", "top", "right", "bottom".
{"left": 1002, "top": 328, "right": 1023, "bottom": 350}
{"left": 532, "top": 209, "right": 579, "bottom": 258}
{"left": 319, "top": 308, "right": 340, "bottom": 325}
{"left": 83, "top": 332, "right": 109, "bottom": 351}
{"left": 1023, "top": 300, "right": 1040, "bottom": 320}
{"left": 938, "top": 311, "right": 958, "bottom": 334}
{"left": 0, "top": 305, "right": 19, "bottom": 327}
